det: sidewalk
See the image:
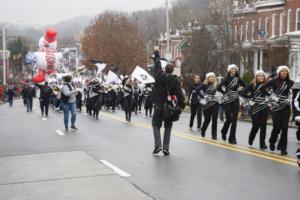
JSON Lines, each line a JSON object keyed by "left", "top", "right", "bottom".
{"left": 0, "top": 151, "right": 153, "bottom": 200}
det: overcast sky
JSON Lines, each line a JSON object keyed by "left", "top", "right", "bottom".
{"left": 0, "top": 0, "right": 167, "bottom": 25}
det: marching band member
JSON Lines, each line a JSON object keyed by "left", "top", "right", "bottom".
{"left": 199, "top": 72, "right": 219, "bottom": 140}
{"left": 217, "top": 64, "right": 246, "bottom": 144}
{"left": 241, "top": 70, "right": 268, "bottom": 149}
{"left": 88, "top": 79, "right": 103, "bottom": 120}
{"left": 188, "top": 75, "right": 202, "bottom": 130}
{"left": 76, "top": 89, "right": 83, "bottom": 112}
{"left": 133, "top": 81, "right": 139, "bottom": 115}
{"left": 138, "top": 83, "right": 145, "bottom": 114}
{"left": 260, "top": 66, "right": 294, "bottom": 155}
{"left": 144, "top": 83, "right": 154, "bottom": 117}
{"left": 123, "top": 77, "right": 134, "bottom": 122}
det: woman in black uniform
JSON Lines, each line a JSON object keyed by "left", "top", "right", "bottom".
{"left": 189, "top": 75, "right": 202, "bottom": 130}
{"left": 241, "top": 70, "right": 268, "bottom": 149}
{"left": 199, "top": 72, "right": 219, "bottom": 140}
{"left": 123, "top": 77, "right": 134, "bottom": 122}
{"left": 260, "top": 66, "right": 294, "bottom": 155}
{"left": 217, "top": 64, "right": 246, "bottom": 144}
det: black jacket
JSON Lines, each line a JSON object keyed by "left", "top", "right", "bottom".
{"left": 189, "top": 84, "right": 201, "bottom": 105}
{"left": 22, "top": 86, "right": 36, "bottom": 99}
{"left": 260, "top": 78, "right": 294, "bottom": 97}
{"left": 36, "top": 84, "right": 53, "bottom": 101}
{"left": 152, "top": 51, "right": 184, "bottom": 109}
{"left": 217, "top": 75, "right": 246, "bottom": 103}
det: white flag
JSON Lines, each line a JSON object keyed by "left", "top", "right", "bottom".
{"left": 95, "top": 63, "right": 107, "bottom": 77}
{"left": 131, "top": 66, "right": 155, "bottom": 84}
{"left": 104, "top": 70, "right": 122, "bottom": 84}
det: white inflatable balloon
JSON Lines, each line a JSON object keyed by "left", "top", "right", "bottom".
{"left": 34, "top": 51, "right": 63, "bottom": 71}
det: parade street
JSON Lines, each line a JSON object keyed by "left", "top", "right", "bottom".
{"left": 0, "top": 100, "right": 299, "bottom": 200}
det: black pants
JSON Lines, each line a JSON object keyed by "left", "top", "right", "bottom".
{"left": 201, "top": 104, "right": 219, "bottom": 139}
{"left": 189, "top": 103, "right": 202, "bottom": 128}
{"left": 145, "top": 98, "right": 153, "bottom": 116}
{"left": 296, "top": 124, "right": 300, "bottom": 142}
{"left": 270, "top": 106, "right": 290, "bottom": 151}
{"left": 249, "top": 108, "right": 268, "bottom": 147}
{"left": 152, "top": 108, "right": 173, "bottom": 129}
{"left": 138, "top": 96, "right": 144, "bottom": 111}
{"left": 221, "top": 99, "right": 239, "bottom": 142}
{"left": 124, "top": 96, "right": 133, "bottom": 121}
{"left": 40, "top": 99, "right": 49, "bottom": 116}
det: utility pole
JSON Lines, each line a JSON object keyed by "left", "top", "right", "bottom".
{"left": 166, "top": 0, "right": 171, "bottom": 60}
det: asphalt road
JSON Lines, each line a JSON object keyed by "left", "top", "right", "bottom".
{"left": 0, "top": 100, "right": 299, "bottom": 200}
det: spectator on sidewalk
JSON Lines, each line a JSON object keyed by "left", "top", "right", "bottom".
{"left": 0, "top": 84, "right": 3, "bottom": 102}
{"left": 7, "top": 84, "right": 15, "bottom": 108}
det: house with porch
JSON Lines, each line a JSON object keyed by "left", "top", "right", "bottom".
{"left": 233, "top": 0, "right": 300, "bottom": 80}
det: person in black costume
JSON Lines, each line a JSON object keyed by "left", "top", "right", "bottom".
{"left": 36, "top": 82, "right": 53, "bottom": 117}
{"left": 123, "top": 77, "right": 134, "bottom": 122}
{"left": 241, "top": 70, "right": 268, "bottom": 149}
{"left": 138, "top": 84, "right": 144, "bottom": 113}
{"left": 144, "top": 83, "right": 154, "bottom": 117}
{"left": 260, "top": 66, "right": 294, "bottom": 155}
{"left": 132, "top": 82, "right": 139, "bottom": 115}
{"left": 88, "top": 80, "right": 103, "bottom": 120}
{"left": 217, "top": 64, "right": 246, "bottom": 144}
{"left": 199, "top": 72, "right": 219, "bottom": 139}
{"left": 151, "top": 48, "right": 185, "bottom": 156}
{"left": 76, "top": 90, "right": 83, "bottom": 112}
{"left": 189, "top": 75, "right": 202, "bottom": 130}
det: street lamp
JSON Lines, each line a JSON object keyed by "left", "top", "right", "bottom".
{"left": 2, "top": 21, "right": 22, "bottom": 85}
{"left": 165, "top": 0, "right": 171, "bottom": 60}
{"left": 2, "top": 24, "right": 11, "bottom": 85}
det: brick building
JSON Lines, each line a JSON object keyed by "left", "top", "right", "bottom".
{"left": 233, "top": 0, "right": 300, "bottom": 80}
{"left": 158, "top": 21, "right": 199, "bottom": 76}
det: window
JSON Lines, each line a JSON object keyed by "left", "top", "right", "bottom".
{"left": 272, "top": 13, "right": 276, "bottom": 37}
{"left": 245, "top": 21, "right": 249, "bottom": 41}
{"left": 280, "top": 13, "right": 284, "bottom": 36}
{"left": 240, "top": 25, "right": 244, "bottom": 41}
{"left": 235, "top": 25, "right": 237, "bottom": 41}
{"left": 258, "top": 18, "right": 262, "bottom": 40}
{"left": 297, "top": 8, "right": 300, "bottom": 31}
{"left": 252, "top": 20, "right": 255, "bottom": 41}
{"left": 287, "top": 9, "right": 291, "bottom": 33}
{"left": 265, "top": 17, "right": 269, "bottom": 38}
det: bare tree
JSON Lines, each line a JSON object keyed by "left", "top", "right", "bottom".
{"left": 82, "top": 11, "right": 147, "bottom": 75}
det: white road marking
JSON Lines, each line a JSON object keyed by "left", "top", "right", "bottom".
{"left": 42, "top": 117, "right": 47, "bottom": 121}
{"left": 55, "top": 129, "right": 65, "bottom": 136}
{"left": 99, "top": 160, "right": 131, "bottom": 177}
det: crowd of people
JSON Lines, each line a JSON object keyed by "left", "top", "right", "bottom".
{"left": 2, "top": 49, "right": 300, "bottom": 161}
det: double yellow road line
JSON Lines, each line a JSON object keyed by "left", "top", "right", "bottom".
{"left": 100, "top": 112, "right": 299, "bottom": 168}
